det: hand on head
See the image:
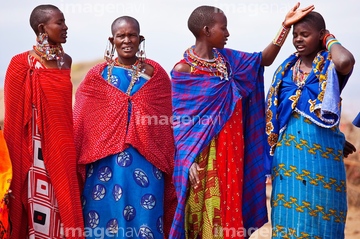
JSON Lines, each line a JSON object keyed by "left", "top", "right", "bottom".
{"left": 283, "top": 2, "right": 315, "bottom": 28}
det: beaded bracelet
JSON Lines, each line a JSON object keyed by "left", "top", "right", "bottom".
{"left": 322, "top": 33, "right": 336, "bottom": 48}
{"left": 323, "top": 34, "right": 341, "bottom": 51}
{"left": 325, "top": 37, "right": 341, "bottom": 51}
{"left": 273, "top": 24, "right": 290, "bottom": 47}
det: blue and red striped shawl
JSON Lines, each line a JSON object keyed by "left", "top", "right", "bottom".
{"left": 170, "top": 48, "right": 268, "bottom": 238}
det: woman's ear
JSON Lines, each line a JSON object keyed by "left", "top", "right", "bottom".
{"left": 108, "top": 36, "right": 114, "bottom": 45}
{"left": 320, "top": 29, "right": 330, "bottom": 48}
{"left": 37, "top": 23, "right": 45, "bottom": 35}
{"left": 139, "top": 35, "right": 145, "bottom": 43}
{"left": 319, "top": 29, "right": 326, "bottom": 40}
{"left": 203, "top": 26, "right": 211, "bottom": 37}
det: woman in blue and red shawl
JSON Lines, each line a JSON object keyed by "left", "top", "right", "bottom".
{"left": 266, "top": 12, "right": 355, "bottom": 238}
{"left": 170, "top": 3, "right": 314, "bottom": 239}
{"left": 3, "top": 4, "right": 84, "bottom": 239}
{"left": 73, "top": 16, "right": 176, "bottom": 239}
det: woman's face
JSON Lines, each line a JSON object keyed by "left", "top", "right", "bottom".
{"left": 207, "top": 12, "right": 230, "bottom": 49}
{"left": 292, "top": 21, "right": 323, "bottom": 57}
{"left": 111, "top": 20, "right": 140, "bottom": 64}
{"left": 43, "top": 9, "right": 68, "bottom": 45}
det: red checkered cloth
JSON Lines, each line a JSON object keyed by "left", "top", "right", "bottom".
{"left": 73, "top": 59, "right": 176, "bottom": 237}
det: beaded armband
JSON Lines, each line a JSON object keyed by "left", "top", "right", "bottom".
{"left": 273, "top": 24, "right": 290, "bottom": 47}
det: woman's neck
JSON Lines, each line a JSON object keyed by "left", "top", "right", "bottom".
{"left": 193, "top": 43, "right": 214, "bottom": 60}
{"left": 117, "top": 57, "right": 138, "bottom": 66}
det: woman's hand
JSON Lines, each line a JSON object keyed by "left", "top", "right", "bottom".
{"left": 344, "top": 140, "right": 356, "bottom": 158}
{"left": 260, "top": 2, "right": 314, "bottom": 66}
{"left": 189, "top": 163, "right": 204, "bottom": 189}
{"left": 283, "top": 2, "right": 315, "bottom": 28}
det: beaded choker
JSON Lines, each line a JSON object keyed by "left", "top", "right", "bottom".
{"left": 184, "top": 46, "right": 229, "bottom": 80}
{"left": 33, "top": 43, "right": 64, "bottom": 69}
{"left": 115, "top": 58, "right": 140, "bottom": 69}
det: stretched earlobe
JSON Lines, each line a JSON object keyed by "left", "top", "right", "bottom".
{"left": 104, "top": 37, "right": 115, "bottom": 63}
{"left": 139, "top": 35, "right": 145, "bottom": 43}
{"left": 137, "top": 35, "right": 146, "bottom": 62}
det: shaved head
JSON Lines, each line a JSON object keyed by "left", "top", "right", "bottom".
{"left": 111, "top": 16, "right": 140, "bottom": 35}
{"left": 29, "top": 4, "right": 60, "bottom": 35}
{"left": 188, "top": 5, "right": 223, "bottom": 37}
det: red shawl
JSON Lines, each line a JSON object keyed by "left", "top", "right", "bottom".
{"left": 4, "top": 52, "right": 84, "bottom": 238}
{"left": 73, "top": 59, "right": 176, "bottom": 238}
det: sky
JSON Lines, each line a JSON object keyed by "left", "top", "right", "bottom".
{"left": 0, "top": 0, "right": 359, "bottom": 119}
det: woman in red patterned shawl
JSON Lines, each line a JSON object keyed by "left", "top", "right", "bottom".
{"left": 169, "top": 4, "right": 314, "bottom": 239}
{"left": 3, "top": 4, "right": 84, "bottom": 239}
{"left": 73, "top": 16, "right": 176, "bottom": 239}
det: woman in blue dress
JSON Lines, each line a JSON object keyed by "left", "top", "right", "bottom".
{"left": 73, "top": 16, "right": 176, "bottom": 239}
{"left": 266, "top": 11, "right": 355, "bottom": 238}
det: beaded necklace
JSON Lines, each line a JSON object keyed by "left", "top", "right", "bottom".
{"left": 184, "top": 46, "right": 229, "bottom": 80}
{"left": 33, "top": 43, "right": 64, "bottom": 69}
{"left": 116, "top": 58, "right": 140, "bottom": 69}
{"left": 107, "top": 58, "right": 143, "bottom": 95}
{"left": 292, "top": 58, "right": 309, "bottom": 87}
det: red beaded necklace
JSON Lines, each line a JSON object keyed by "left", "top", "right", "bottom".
{"left": 184, "top": 46, "right": 228, "bottom": 80}
{"left": 33, "top": 42, "right": 64, "bottom": 69}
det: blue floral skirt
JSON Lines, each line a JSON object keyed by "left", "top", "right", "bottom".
{"left": 82, "top": 146, "right": 164, "bottom": 239}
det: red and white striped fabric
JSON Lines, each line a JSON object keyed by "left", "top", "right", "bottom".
{"left": 4, "top": 52, "right": 84, "bottom": 238}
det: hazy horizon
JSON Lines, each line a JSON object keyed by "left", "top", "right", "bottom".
{"left": 1, "top": 0, "right": 359, "bottom": 119}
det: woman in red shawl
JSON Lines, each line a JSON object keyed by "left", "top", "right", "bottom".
{"left": 73, "top": 16, "right": 176, "bottom": 239}
{"left": 3, "top": 4, "right": 84, "bottom": 239}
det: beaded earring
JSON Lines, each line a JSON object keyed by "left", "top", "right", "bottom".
{"left": 104, "top": 37, "right": 116, "bottom": 82}
{"left": 136, "top": 35, "right": 146, "bottom": 63}
{"left": 33, "top": 32, "right": 65, "bottom": 68}
{"left": 38, "top": 32, "right": 49, "bottom": 46}
{"left": 104, "top": 37, "right": 115, "bottom": 63}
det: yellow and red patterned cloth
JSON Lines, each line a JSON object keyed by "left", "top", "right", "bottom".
{"left": 0, "top": 129, "right": 12, "bottom": 239}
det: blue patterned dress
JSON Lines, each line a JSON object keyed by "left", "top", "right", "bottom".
{"left": 266, "top": 52, "right": 349, "bottom": 239}
{"left": 271, "top": 112, "right": 346, "bottom": 238}
{"left": 82, "top": 66, "right": 165, "bottom": 239}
